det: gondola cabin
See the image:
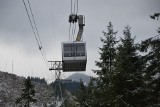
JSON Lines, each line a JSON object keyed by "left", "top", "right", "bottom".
{"left": 62, "top": 41, "right": 87, "bottom": 72}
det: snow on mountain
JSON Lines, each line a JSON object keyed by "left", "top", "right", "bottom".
{"left": 0, "top": 71, "right": 54, "bottom": 107}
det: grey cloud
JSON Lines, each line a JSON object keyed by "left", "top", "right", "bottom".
{"left": 0, "top": 0, "right": 160, "bottom": 78}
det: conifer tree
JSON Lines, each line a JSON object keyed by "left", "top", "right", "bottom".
{"left": 75, "top": 79, "right": 87, "bottom": 107}
{"left": 85, "top": 77, "right": 99, "bottom": 106}
{"left": 94, "top": 22, "right": 117, "bottom": 106}
{"left": 75, "top": 22, "right": 160, "bottom": 106}
{"left": 140, "top": 28, "right": 160, "bottom": 105}
{"left": 16, "top": 77, "right": 37, "bottom": 107}
{"left": 112, "top": 26, "right": 145, "bottom": 106}
{"left": 95, "top": 22, "right": 117, "bottom": 77}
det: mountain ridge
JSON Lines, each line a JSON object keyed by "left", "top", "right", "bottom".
{"left": 66, "top": 73, "right": 90, "bottom": 85}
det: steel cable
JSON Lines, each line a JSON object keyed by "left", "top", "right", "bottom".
{"left": 23, "top": 0, "right": 49, "bottom": 68}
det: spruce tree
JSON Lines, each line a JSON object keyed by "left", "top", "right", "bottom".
{"left": 75, "top": 79, "right": 87, "bottom": 107}
{"left": 94, "top": 22, "right": 117, "bottom": 106}
{"left": 85, "top": 77, "right": 99, "bottom": 106}
{"left": 16, "top": 77, "right": 37, "bottom": 107}
{"left": 112, "top": 26, "right": 145, "bottom": 106}
{"left": 74, "top": 22, "right": 160, "bottom": 106}
{"left": 95, "top": 22, "right": 117, "bottom": 77}
{"left": 140, "top": 28, "right": 160, "bottom": 106}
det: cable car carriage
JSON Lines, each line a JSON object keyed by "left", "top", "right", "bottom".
{"left": 62, "top": 41, "right": 87, "bottom": 72}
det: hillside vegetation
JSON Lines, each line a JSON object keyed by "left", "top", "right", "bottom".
{"left": 0, "top": 71, "right": 54, "bottom": 107}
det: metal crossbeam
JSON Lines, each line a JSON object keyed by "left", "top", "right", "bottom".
{"left": 48, "top": 61, "right": 63, "bottom": 70}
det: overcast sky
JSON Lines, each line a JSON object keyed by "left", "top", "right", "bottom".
{"left": 0, "top": 0, "right": 160, "bottom": 83}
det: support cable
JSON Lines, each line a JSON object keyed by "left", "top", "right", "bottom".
{"left": 69, "top": 23, "right": 71, "bottom": 41}
{"left": 69, "top": 0, "right": 79, "bottom": 42}
{"left": 27, "top": 0, "right": 48, "bottom": 65}
{"left": 71, "top": 0, "right": 72, "bottom": 14}
{"left": 72, "top": 23, "right": 74, "bottom": 41}
{"left": 73, "top": 0, "right": 76, "bottom": 14}
{"left": 71, "top": 26, "right": 73, "bottom": 42}
{"left": 76, "top": 0, "right": 78, "bottom": 14}
{"left": 23, "top": 0, "right": 40, "bottom": 48}
{"left": 27, "top": 0, "right": 43, "bottom": 47}
{"left": 23, "top": 0, "right": 49, "bottom": 68}
{"left": 73, "top": 22, "right": 76, "bottom": 41}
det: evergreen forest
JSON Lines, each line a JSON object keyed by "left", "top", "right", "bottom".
{"left": 75, "top": 21, "right": 160, "bottom": 107}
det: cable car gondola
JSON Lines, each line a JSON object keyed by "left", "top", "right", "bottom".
{"left": 62, "top": 41, "right": 87, "bottom": 72}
